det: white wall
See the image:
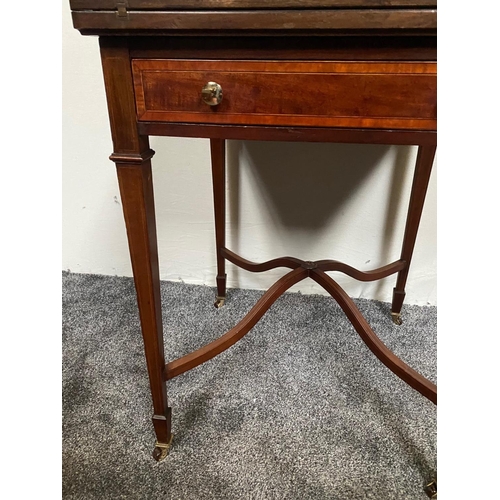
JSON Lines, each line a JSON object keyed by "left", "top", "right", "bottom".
{"left": 62, "top": 4, "right": 437, "bottom": 306}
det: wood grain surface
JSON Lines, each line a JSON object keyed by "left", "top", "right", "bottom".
{"left": 132, "top": 59, "right": 437, "bottom": 130}
{"left": 70, "top": 1, "right": 437, "bottom": 11}
{"left": 72, "top": 9, "right": 436, "bottom": 34}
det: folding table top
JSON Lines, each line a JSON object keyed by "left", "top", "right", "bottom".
{"left": 70, "top": 1, "right": 437, "bottom": 8}
{"left": 70, "top": 0, "right": 437, "bottom": 35}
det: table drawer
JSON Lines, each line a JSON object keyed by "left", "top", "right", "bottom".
{"left": 132, "top": 59, "right": 436, "bottom": 130}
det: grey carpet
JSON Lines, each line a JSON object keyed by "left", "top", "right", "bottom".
{"left": 62, "top": 271, "right": 436, "bottom": 500}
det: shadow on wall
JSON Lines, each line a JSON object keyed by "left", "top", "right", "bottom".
{"left": 230, "top": 140, "right": 387, "bottom": 229}
{"left": 225, "top": 140, "right": 416, "bottom": 294}
{"left": 227, "top": 139, "right": 413, "bottom": 253}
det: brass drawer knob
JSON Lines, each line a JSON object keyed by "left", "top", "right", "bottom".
{"left": 201, "top": 82, "right": 223, "bottom": 106}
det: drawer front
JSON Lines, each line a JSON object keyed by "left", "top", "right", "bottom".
{"left": 132, "top": 60, "right": 436, "bottom": 130}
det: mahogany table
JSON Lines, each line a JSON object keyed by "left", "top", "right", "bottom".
{"left": 70, "top": 1, "right": 437, "bottom": 495}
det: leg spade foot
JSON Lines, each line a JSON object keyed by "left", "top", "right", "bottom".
{"left": 152, "top": 435, "right": 173, "bottom": 462}
{"left": 424, "top": 478, "right": 437, "bottom": 499}
{"left": 391, "top": 312, "right": 403, "bottom": 326}
{"left": 214, "top": 296, "right": 226, "bottom": 308}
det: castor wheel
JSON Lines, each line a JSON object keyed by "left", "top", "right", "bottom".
{"left": 424, "top": 479, "right": 437, "bottom": 499}
{"left": 391, "top": 312, "right": 403, "bottom": 325}
{"left": 152, "top": 435, "right": 173, "bottom": 462}
{"left": 214, "top": 296, "right": 225, "bottom": 308}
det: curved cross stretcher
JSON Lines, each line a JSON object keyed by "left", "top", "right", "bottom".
{"left": 164, "top": 250, "right": 437, "bottom": 405}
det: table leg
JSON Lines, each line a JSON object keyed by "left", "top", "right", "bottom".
{"left": 391, "top": 145, "right": 436, "bottom": 324}
{"left": 116, "top": 162, "right": 172, "bottom": 460}
{"left": 100, "top": 37, "right": 172, "bottom": 460}
{"left": 211, "top": 138, "right": 227, "bottom": 308}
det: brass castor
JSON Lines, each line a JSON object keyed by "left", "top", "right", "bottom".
{"left": 214, "top": 296, "right": 226, "bottom": 308}
{"left": 152, "top": 435, "right": 173, "bottom": 462}
{"left": 391, "top": 312, "right": 403, "bottom": 326}
{"left": 424, "top": 479, "right": 437, "bottom": 499}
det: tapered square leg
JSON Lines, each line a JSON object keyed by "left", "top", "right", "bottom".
{"left": 392, "top": 145, "right": 436, "bottom": 324}
{"left": 210, "top": 138, "right": 227, "bottom": 308}
{"left": 116, "top": 161, "right": 172, "bottom": 460}
{"left": 100, "top": 37, "right": 172, "bottom": 459}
